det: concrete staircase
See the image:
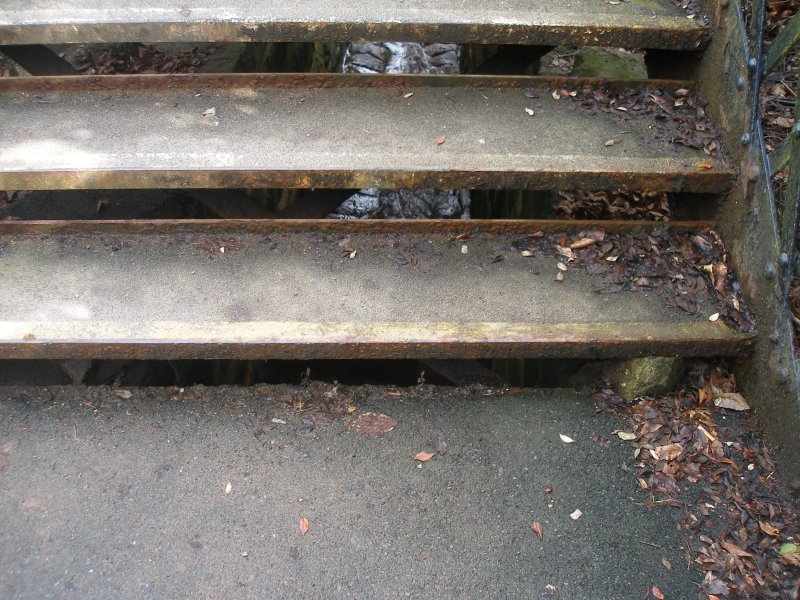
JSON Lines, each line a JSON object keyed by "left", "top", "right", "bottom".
{"left": 0, "top": 1, "right": 755, "bottom": 362}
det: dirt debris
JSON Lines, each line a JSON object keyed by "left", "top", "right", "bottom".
{"left": 597, "top": 364, "right": 800, "bottom": 599}
{"left": 511, "top": 225, "right": 754, "bottom": 331}
{"left": 70, "top": 43, "right": 213, "bottom": 74}
{"left": 566, "top": 85, "right": 723, "bottom": 159}
{"left": 554, "top": 190, "right": 672, "bottom": 221}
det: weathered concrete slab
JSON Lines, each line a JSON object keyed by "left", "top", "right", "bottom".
{"left": 0, "top": 0, "right": 708, "bottom": 49}
{"left": 0, "top": 74, "right": 733, "bottom": 192}
{"left": 0, "top": 385, "right": 706, "bottom": 599}
{"left": 0, "top": 221, "right": 752, "bottom": 359}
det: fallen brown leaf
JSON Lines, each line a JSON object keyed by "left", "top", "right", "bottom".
{"left": 570, "top": 237, "right": 599, "bottom": 250}
{"left": 713, "top": 392, "right": 749, "bottom": 411}
{"left": 719, "top": 538, "right": 753, "bottom": 558}
{"left": 652, "top": 443, "right": 683, "bottom": 461}
{"left": 299, "top": 516, "right": 309, "bottom": 535}
{"left": 435, "top": 135, "right": 446, "bottom": 145}
{"left": 652, "top": 586, "right": 665, "bottom": 600}
{"left": 711, "top": 262, "right": 728, "bottom": 294}
{"left": 531, "top": 521, "right": 543, "bottom": 540}
{"left": 437, "top": 440, "right": 448, "bottom": 456}
{"left": 759, "top": 521, "right": 780, "bottom": 536}
{"left": 351, "top": 412, "right": 397, "bottom": 436}
{"left": 782, "top": 551, "right": 800, "bottom": 567}
{"left": 414, "top": 451, "right": 435, "bottom": 462}
{"left": 701, "top": 576, "right": 730, "bottom": 596}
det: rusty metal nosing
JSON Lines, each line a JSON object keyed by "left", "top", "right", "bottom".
{"left": 0, "top": 321, "right": 753, "bottom": 361}
{"left": 0, "top": 218, "right": 714, "bottom": 236}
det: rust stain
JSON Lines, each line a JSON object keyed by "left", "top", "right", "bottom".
{"left": 0, "top": 320, "right": 753, "bottom": 360}
{"left": 0, "top": 168, "right": 736, "bottom": 195}
{"left": 0, "top": 19, "right": 708, "bottom": 49}
{"left": 0, "top": 73, "right": 693, "bottom": 93}
{"left": 0, "top": 218, "right": 714, "bottom": 237}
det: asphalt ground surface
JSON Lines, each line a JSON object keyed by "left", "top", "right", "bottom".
{"left": 0, "top": 384, "right": 704, "bottom": 599}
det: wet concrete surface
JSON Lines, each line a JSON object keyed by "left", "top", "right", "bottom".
{"left": 0, "top": 384, "right": 705, "bottom": 599}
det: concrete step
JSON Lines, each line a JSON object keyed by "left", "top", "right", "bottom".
{"left": 0, "top": 219, "right": 754, "bottom": 360}
{"left": 0, "top": 0, "right": 708, "bottom": 49}
{"left": 0, "top": 74, "right": 733, "bottom": 192}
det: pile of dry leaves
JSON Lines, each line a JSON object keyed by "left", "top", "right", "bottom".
{"left": 569, "top": 85, "right": 722, "bottom": 158}
{"left": 597, "top": 365, "right": 800, "bottom": 598}
{"left": 761, "top": 48, "right": 797, "bottom": 155}
{"left": 71, "top": 43, "right": 213, "bottom": 74}
{"left": 554, "top": 190, "right": 672, "bottom": 221}
{"left": 548, "top": 49, "right": 578, "bottom": 74}
{"left": 761, "top": 0, "right": 798, "bottom": 141}
{"left": 512, "top": 225, "right": 754, "bottom": 331}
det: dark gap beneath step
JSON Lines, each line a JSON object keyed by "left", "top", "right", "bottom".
{"left": 0, "top": 189, "right": 720, "bottom": 221}
{"left": 644, "top": 49, "right": 703, "bottom": 81}
{"left": 1, "top": 42, "right": 668, "bottom": 79}
{"left": 0, "top": 358, "right": 587, "bottom": 388}
{"left": 1, "top": 43, "right": 345, "bottom": 76}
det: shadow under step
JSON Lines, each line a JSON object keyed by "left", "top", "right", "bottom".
{"left": 0, "top": 219, "right": 754, "bottom": 360}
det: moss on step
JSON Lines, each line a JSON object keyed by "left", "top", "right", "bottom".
{"left": 570, "top": 357, "right": 685, "bottom": 400}
{"left": 538, "top": 46, "right": 648, "bottom": 79}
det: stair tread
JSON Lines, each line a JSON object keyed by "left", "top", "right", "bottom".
{"left": 0, "top": 0, "right": 708, "bottom": 49}
{"left": 0, "top": 74, "right": 732, "bottom": 192}
{"left": 0, "top": 219, "right": 754, "bottom": 359}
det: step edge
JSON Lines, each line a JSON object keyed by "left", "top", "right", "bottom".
{"left": 0, "top": 321, "right": 754, "bottom": 360}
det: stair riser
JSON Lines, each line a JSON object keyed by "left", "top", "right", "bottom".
{"left": 0, "top": 327, "right": 753, "bottom": 361}
{"left": 0, "top": 169, "right": 734, "bottom": 194}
